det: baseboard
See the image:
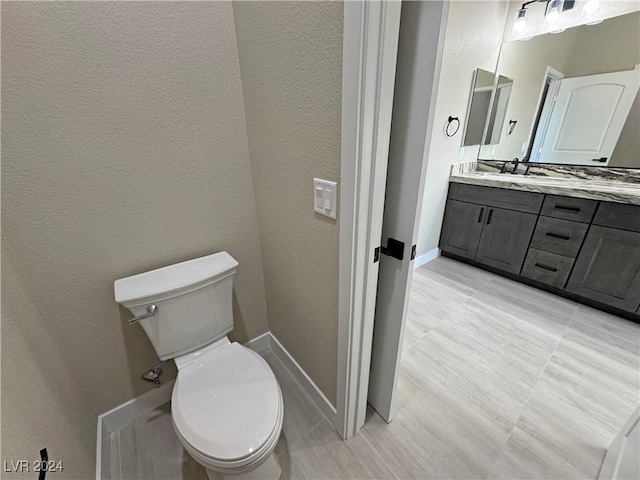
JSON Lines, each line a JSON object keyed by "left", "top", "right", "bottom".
{"left": 268, "top": 332, "right": 338, "bottom": 427}
{"left": 413, "top": 247, "right": 440, "bottom": 269}
{"left": 96, "top": 331, "right": 339, "bottom": 479}
{"left": 243, "top": 331, "right": 271, "bottom": 354}
{"left": 96, "top": 379, "right": 175, "bottom": 479}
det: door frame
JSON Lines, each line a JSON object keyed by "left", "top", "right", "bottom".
{"left": 529, "top": 66, "right": 564, "bottom": 162}
{"left": 335, "top": 0, "right": 402, "bottom": 439}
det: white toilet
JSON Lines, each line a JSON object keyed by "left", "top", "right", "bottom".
{"left": 114, "top": 252, "right": 283, "bottom": 480}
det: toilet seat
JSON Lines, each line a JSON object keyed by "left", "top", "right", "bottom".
{"left": 171, "top": 342, "right": 282, "bottom": 469}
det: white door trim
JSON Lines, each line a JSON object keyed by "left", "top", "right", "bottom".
{"left": 336, "top": 0, "right": 402, "bottom": 440}
{"left": 530, "top": 66, "right": 565, "bottom": 162}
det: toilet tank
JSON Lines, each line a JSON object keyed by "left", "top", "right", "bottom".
{"left": 114, "top": 252, "right": 238, "bottom": 360}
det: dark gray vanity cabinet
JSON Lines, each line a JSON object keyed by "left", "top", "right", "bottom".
{"left": 440, "top": 185, "right": 542, "bottom": 273}
{"left": 439, "top": 200, "right": 485, "bottom": 259}
{"left": 440, "top": 183, "right": 640, "bottom": 320}
{"left": 520, "top": 196, "right": 596, "bottom": 289}
{"left": 474, "top": 208, "right": 537, "bottom": 274}
{"left": 566, "top": 216, "right": 640, "bottom": 312}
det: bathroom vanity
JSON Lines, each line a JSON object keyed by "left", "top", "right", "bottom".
{"left": 439, "top": 173, "right": 640, "bottom": 321}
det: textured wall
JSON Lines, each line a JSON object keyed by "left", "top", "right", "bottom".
{"left": 233, "top": 1, "right": 343, "bottom": 405}
{"left": 416, "top": 1, "right": 508, "bottom": 257}
{"left": 1, "top": 1, "right": 269, "bottom": 413}
{"left": 2, "top": 238, "right": 97, "bottom": 479}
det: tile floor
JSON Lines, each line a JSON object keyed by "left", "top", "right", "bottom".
{"left": 109, "top": 256, "right": 640, "bottom": 479}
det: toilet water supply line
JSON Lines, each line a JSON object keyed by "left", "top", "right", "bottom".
{"left": 141, "top": 359, "right": 168, "bottom": 387}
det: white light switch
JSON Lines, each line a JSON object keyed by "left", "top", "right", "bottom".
{"left": 313, "top": 178, "right": 337, "bottom": 219}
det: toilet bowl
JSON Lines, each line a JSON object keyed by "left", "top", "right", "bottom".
{"left": 114, "top": 252, "right": 284, "bottom": 479}
{"left": 171, "top": 338, "right": 283, "bottom": 479}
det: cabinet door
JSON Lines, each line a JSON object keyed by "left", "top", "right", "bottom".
{"left": 566, "top": 226, "right": 640, "bottom": 312}
{"left": 475, "top": 207, "right": 537, "bottom": 274}
{"left": 439, "top": 200, "right": 485, "bottom": 260}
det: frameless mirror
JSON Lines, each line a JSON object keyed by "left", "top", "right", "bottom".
{"left": 463, "top": 69, "right": 495, "bottom": 146}
{"left": 479, "top": 10, "right": 640, "bottom": 168}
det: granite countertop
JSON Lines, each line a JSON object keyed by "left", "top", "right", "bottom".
{"left": 450, "top": 172, "right": 640, "bottom": 205}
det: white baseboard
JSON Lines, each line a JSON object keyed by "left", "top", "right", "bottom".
{"left": 243, "top": 331, "right": 271, "bottom": 354}
{"left": 268, "top": 332, "right": 338, "bottom": 426}
{"left": 96, "top": 331, "right": 338, "bottom": 479}
{"left": 413, "top": 247, "right": 440, "bottom": 269}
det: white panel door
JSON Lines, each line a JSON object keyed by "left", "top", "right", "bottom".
{"left": 537, "top": 70, "right": 640, "bottom": 165}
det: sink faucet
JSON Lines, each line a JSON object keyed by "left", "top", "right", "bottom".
{"left": 511, "top": 157, "right": 520, "bottom": 174}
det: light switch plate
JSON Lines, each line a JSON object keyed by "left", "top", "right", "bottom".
{"left": 313, "top": 178, "right": 338, "bottom": 219}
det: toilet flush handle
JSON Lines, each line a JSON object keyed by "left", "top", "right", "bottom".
{"left": 129, "top": 304, "right": 159, "bottom": 325}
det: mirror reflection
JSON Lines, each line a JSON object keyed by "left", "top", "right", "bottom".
{"left": 479, "top": 11, "right": 640, "bottom": 168}
{"left": 463, "top": 69, "right": 495, "bottom": 147}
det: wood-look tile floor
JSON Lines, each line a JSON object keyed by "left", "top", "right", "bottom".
{"left": 110, "top": 256, "right": 640, "bottom": 479}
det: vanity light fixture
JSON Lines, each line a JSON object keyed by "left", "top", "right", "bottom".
{"left": 512, "top": 0, "right": 575, "bottom": 40}
{"left": 582, "top": 0, "right": 603, "bottom": 24}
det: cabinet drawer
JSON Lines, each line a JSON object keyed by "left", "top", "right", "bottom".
{"left": 530, "top": 217, "right": 588, "bottom": 258}
{"left": 521, "top": 249, "right": 574, "bottom": 289}
{"left": 448, "top": 183, "right": 543, "bottom": 214}
{"left": 540, "top": 195, "right": 598, "bottom": 223}
{"left": 593, "top": 202, "right": 640, "bottom": 233}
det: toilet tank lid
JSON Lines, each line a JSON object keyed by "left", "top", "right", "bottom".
{"left": 114, "top": 252, "right": 238, "bottom": 304}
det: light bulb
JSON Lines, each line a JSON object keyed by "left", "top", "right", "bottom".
{"left": 582, "top": 0, "right": 600, "bottom": 17}
{"left": 583, "top": 0, "right": 603, "bottom": 24}
{"left": 545, "top": 0, "right": 565, "bottom": 33}
{"left": 512, "top": 7, "right": 532, "bottom": 40}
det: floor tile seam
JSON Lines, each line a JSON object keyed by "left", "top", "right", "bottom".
{"left": 483, "top": 306, "right": 576, "bottom": 479}
{"left": 278, "top": 416, "right": 328, "bottom": 458}
{"left": 357, "top": 426, "right": 403, "bottom": 480}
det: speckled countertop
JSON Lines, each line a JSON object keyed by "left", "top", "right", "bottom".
{"left": 450, "top": 172, "right": 640, "bottom": 205}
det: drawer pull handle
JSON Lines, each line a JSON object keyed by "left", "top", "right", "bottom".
{"left": 486, "top": 209, "right": 494, "bottom": 225}
{"left": 554, "top": 204, "right": 580, "bottom": 213}
{"left": 477, "top": 207, "right": 485, "bottom": 223}
{"left": 535, "top": 262, "right": 558, "bottom": 273}
{"left": 545, "top": 232, "right": 570, "bottom": 240}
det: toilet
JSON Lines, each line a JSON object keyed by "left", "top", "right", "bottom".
{"left": 114, "top": 252, "right": 283, "bottom": 480}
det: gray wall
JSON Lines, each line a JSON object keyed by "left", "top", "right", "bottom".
{"left": 2, "top": 238, "right": 98, "bottom": 479}
{"left": 1, "top": 2, "right": 269, "bottom": 415}
{"left": 233, "top": 1, "right": 343, "bottom": 405}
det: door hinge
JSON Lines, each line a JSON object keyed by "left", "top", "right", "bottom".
{"left": 380, "top": 238, "right": 405, "bottom": 261}
{"left": 374, "top": 246, "right": 380, "bottom": 263}
{"left": 411, "top": 244, "right": 417, "bottom": 260}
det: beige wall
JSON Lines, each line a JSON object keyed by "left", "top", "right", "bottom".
{"left": 2, "top": 1, "right": 269, "bottom": 414}
{"left": 233, "top": 2, "right": 343, "bottom": 405}
{"left": 416, "top": 1, "right": 509, "bottom": 257}
{"left": 2, "top": 238, "right": 97, "bottom": 479}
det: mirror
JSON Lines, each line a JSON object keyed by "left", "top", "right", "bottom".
{"left": 479, "top": 10, "right": 640, "bottom": 168}
{"left": 484, "top": 75, "right": 514, "bottom": 146}
{"left": 463, "top": 69, "right": 495, "bottom": 146}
